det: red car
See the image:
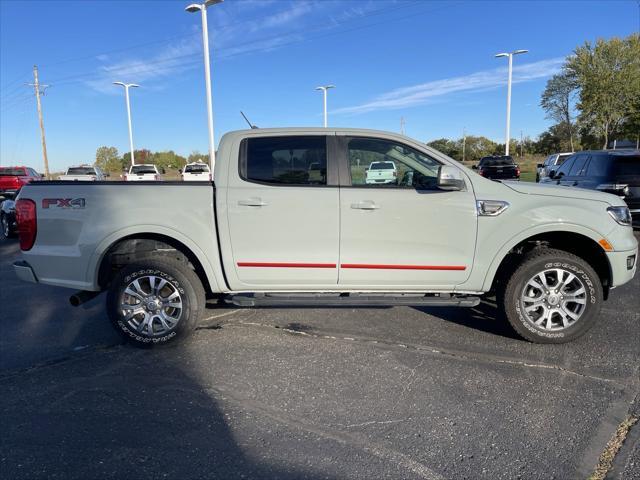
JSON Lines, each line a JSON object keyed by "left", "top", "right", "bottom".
{"left": 0, "top": 166, "right": 42, "bottom": 197}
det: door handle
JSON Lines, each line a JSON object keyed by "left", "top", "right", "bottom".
{"left": 238, "top": 198, "right": 268, "bottom": 207}
{"left": 351, "top": 201, "right": 379, "bottom": 210}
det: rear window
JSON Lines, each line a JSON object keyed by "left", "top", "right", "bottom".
{"left": 370, "top": 162, "right": 395, "bottom": 170}
{"left": 67, "top": 167, "right": 96, "bottom": 175}
{"left": 0, "top": 168, "right": 26, "bottom": 176}
{"left": 184, "top": 164, "right": 209, "bottom": 173}
{"left": 241, "top": 136, "right": 327, "bottom": 186}
{"left": 131, "top": 166, "right": 157, "bottom": 174}
{"left": 612, "top": 156, "right": 640, "bottom": 176}
{"left": 480, "top": 156, "right": 514, "bottom": 166}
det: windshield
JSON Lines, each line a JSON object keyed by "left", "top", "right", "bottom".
{"left": 370, "top": 162, "right": 395, "bottom": 170}
{"left": 184, "top": 164, "right": 209, "bottom": 173}
{"left": 480, "top": 157, "right": 514, "bottom": 166}
{"left": 67, "top": 167, "right": 96, "bottom": 175}
{"left": 0, "top": 167, "right": 26, "bottom": 176}
{"left": 131, "top": 166, "right": 157, "bottom": 174}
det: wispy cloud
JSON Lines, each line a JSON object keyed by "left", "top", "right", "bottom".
{"left": 334, "top": 57, "right": 564, "bottom": 115}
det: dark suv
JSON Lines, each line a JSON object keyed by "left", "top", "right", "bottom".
{"left": 547, "top": 149, "right": 640, "bottom": 228}
{"left": 472, "top": 155, "right": 520, "bottom": 180}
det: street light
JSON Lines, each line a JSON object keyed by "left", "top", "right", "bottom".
{"left": 315, "top": 85, "right": 335, "bottom": 128}
{"left": 186, "top": 0, "right": 223, "bottom": 173}
{"left": 495, "top": 49, "right": 528, "bottom": 156}
{"left": 113, "top": 82, "right": 139, "bottom": 166}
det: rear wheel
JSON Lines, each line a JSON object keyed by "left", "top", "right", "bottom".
{"left": 107, "top": 257, "right": 205, "bottom": 347}
{"left": 499, "top": 248, "right": 602, "bottom": 343}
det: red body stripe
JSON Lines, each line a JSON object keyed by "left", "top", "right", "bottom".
{"left": 237, "top": 262, "right": 336, "bottom": 268}
{"left": 340, "top": 264, "right": 466, "bottom": 271}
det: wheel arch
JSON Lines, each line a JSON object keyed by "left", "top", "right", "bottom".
{"left": 483, "top": 225, "right": 612, "bottom": 298}
{"left": 89, "top": 226, "right": 223, "bottom": 294}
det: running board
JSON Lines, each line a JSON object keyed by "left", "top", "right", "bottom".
{"left": 226, "top": 293, "right": 480, "bottom": 308}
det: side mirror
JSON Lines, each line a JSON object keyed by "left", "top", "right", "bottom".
{"left": 537, "top": 163, "right": 543, "bottom": 169}
{"left": 178, "top": 169, "right": 182, "bottom": 174}
{"left": 471, "top": 165, "right": 478, "bottom": 170}
{"left": 437, "top": 165, "right": 466, "bottom": 191}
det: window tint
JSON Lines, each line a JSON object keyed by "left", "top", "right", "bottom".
{"left": 480, "top": 156, "right": 514, "bottom": 166}
{"left": 184, "top": 164, "right": 209, "bottom": 173}
{"left": 28, "top": 168, "right": 39, "bottom": 177}
{"left": 67, "top": 167, "right": 96, "bottom": 175}
{"left": 612, "top": 156, "right": 640, "bottom": 176}
{"left": 348, "top": 138, "right": 441, "bottom": 189}
{"left": 243, "top": 136, "right": 327, "bottom": 185}
{"left": 0, "top": 167, "right": 26, "bottom": 176}
{"left": 557, "top": 154, "right": 572, "bottom": 165}
{"left": 568, "top": 155, "right": 589, "bottom": 176}
{"left": 131, "top": 165, "right": 157, "bottom": 174}
{"left": 586, "top": 154, "right": 611, "bottom": 177}
{"left": 555, "top": 156, "right": 575, "bottom": 176}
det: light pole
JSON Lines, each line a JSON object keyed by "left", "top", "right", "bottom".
{"left": 186, "top": 0, "right": 223, "bottom": 173}
{"left": 315, "top": 85, "right": 335, "bottom": 128}
{"left": 495, "top": 49, "right": 528, "bottom": 156}
{"left": 113, "top": 82, "right": 139, "bottom": 166}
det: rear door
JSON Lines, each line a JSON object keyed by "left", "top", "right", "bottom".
{"left": 337, "top": 136, "right": 477, "bottom": 288}
{"left": 224, "top": 134, "right": 340, "bottom": 288}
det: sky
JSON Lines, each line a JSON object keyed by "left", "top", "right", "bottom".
{"left": 0, "top": 0, "right": 638, "bottom": 172}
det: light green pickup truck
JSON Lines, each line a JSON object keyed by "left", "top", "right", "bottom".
{"left": 12, "top": 128, "right": 637, "bottom": 346}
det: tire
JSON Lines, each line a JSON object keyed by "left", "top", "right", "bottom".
{"left": 535, "top": 173, "right": 540, "bottom": 183}
{"left": 499, "top": 248, "right": 602, "bottom": 343}
{"left": 107, "top": 257, "right": 206, "bottom": 347}
{"left": 1, "top": 212, "right": 14, "bottom": 239}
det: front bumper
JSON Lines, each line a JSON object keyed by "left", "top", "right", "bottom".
{"left": 607, "top": 249, "right": 638, "bottom": 288}
{"left": 13, "top": 260, "right": 38, "bottom": 283}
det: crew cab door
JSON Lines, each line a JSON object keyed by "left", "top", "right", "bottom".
{"left": 337, "top": 136, "right": 477, "bottom": 288}
{"left": 222, "top": 134, "right": 340, "bottom": 288}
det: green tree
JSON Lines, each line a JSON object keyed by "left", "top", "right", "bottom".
{"left": 426, "top": 138, "right": 461, "bottom": 160}
{"left": 188, "top": 151, "right": 209, "bottom": 163}
{"left": 95, "top": 146, "right": 121, "bottom": 173}
{"left": 540, "top": 72, "right": 577, "bottom": 151}
{"left": 123, "top": 149, "right": 152, "bottom": 167}
{"left": 566, "top": 34, "right": 640, "bottom": 149}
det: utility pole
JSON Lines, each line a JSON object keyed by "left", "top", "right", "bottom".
{"left": 29, "top": 65, "right": 50, "bottom": 179}
{"left": 462, "top": 127, "right": 466, "bottom": 163}
{"left": 400, "top": 117, "right": 406, "bottom": 135}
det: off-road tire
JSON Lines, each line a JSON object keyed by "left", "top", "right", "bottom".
{"left": 107, "top": 257, "right": 206, "bottom": 347}
{"left": 499, "top": 247, "right": 603, "bottom": 343}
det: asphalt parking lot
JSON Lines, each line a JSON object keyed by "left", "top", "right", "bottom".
{"left": 1, "top": 237, "right": 639, "bottom": 480}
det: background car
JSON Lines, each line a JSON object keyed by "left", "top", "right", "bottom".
{"left": 365, "top": 160, "right": 397, "bottom": 184}
{"left": 547, "top": 149, "right": 639, "bottom": 227}
{"left": 472, "top": 155, "right": 520, "bottom": 180}
{"left": 180, "top": 162, "right": 211, "bottom": 181}
{"left": 536, "top": 152, "right": 574, "bottom": 182}
{"left": 0, "top": 197, "right": 16, "bottom": 239}
{"left": 124, "top": 164, "right": 163, "bottom": 181}
{"left": 0, "top": 166, "right": 41, "bottom": 197}
{"left": 58, "top": 165, "right": 107, "bottom": 181}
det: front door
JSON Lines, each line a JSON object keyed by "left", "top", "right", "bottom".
{"left": 224, "top": 134, "right": 339, "bottom": 288}
{"left": 338, "top": 136, "right": 477, "bottom": 289}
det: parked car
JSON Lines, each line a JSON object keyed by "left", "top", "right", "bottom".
{"left": 365, "top": 161, "right": 397, "bottom": 184}
{"left": 58, "top": 165, "right": 107, "bottom": 181}
{"left": 12, "top": 128, "right": 637, "bottom": 347}
{"left": 536, "top": 152, "right": 573, "bottom": 182}
{"left": 0, "top": 197, "right": 17, "bottom": 239}
{"left": 180, "top": 162, "right": 211, "bottom": 181}
{"left": 0, "top": 166, "right": 41, "bottom": 197}
{"left": 472, "top": 155, "right": 520, "bottom": 180}
{"left": 546, "top": 149, "right": 639, "bottom": 228}
{"left": 124, "top": 164, "right": 163, "bottom": 181}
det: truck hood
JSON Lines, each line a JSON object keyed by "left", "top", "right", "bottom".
{"left": 502, "top": 181, "right": 625, "bottom": 206}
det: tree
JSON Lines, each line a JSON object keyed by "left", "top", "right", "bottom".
{"left": 188, "top": 151, "right": 209, "bottom": 164}
{"left": 95, "top": 146, "right": 121, "bottom": 173}
{"left": 540, "top": 72, "right": 577, "bottom": 151}
{"left": 426, "top": 138, "right": 461, "bottom": 160}
{"left": 123, "top": 149, "right": 152, "bottom": 167}
{"left": 151, "top": 150, "right": 187, "bottom": 170}
{"left": 566, "top": 35, "right": 640, "bottom": 149}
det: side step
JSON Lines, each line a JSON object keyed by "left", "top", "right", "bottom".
{"left": 226, "top": 293, "right": 481, "bottom": 308}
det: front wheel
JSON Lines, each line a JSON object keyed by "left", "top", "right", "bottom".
{"left": 107, "top": 257, "right": 206, "bottom": 347}
{"left": 499, "top": 248, "right": 603, "bottom": 343}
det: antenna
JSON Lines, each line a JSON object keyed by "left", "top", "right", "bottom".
{"left": 240, "top": 111, "right": 258, "bottom": 129}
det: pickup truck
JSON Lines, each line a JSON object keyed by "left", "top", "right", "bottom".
{"left": 12, "top": 128, "right": 638, "bottom": 347}
{"left": 365, "top": 161, "right": 397, "bottom": 184}
{"left": 180, "top": 162, "right": 211, "bottom": 181}
{"left": 0, "top": 166, "right": 41, "bottom": 197}
{"left": 125, "top": 164, "right": 163, "bottom": 181}
{"left": 58, "top": 165, "right": 107, "bottom": 181}
{"left": 473, "top": 156, "right": 520, "bottom": 181}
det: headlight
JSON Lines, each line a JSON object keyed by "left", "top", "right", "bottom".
{"left": 607, "top": 206, "right": 632, "bottom": 226}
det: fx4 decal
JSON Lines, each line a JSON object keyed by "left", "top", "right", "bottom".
{"left": 42, "top": 198, "right": 86, "bottom": 209}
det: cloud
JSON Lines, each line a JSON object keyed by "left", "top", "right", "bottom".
{"left": 333, "top": 57, "right": 564, "bottom": 115}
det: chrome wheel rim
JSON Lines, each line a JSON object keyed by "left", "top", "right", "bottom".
{"left": 520, "top": 268, "right": 587, "bottom": 331}
{"left": 120, "top": 275, "right": 183, "bottom": 337}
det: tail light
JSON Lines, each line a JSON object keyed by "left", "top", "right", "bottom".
{"left": 516, "top": 167, "right": 521, "bottom": 177}
{"left": 478, "top": 169, "right": 484, "bottom": 176}
{"left": 16, "top": 199, "right": 37, "bottom": 251}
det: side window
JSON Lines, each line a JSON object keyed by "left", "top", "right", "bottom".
{"left": 586, "top": 154, "right": 611, "bottom": 177}
{"left": 555, "top": 156, "right": 575, "bottom": 177}
{"left": 28, "top": 168, "right": 38, "bottom": 177}
{"left": 568, "top": 154, "right": 589, "bottom": 176}
{"left": 347, "top": 137, "right": 441, "bottom": 189}
{"left": 242, "top": 136, "right": 327, "bottom": 186}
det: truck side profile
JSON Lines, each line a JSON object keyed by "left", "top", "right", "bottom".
{"left": 13, "top": 128, "right": 638, "bottom": 347}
